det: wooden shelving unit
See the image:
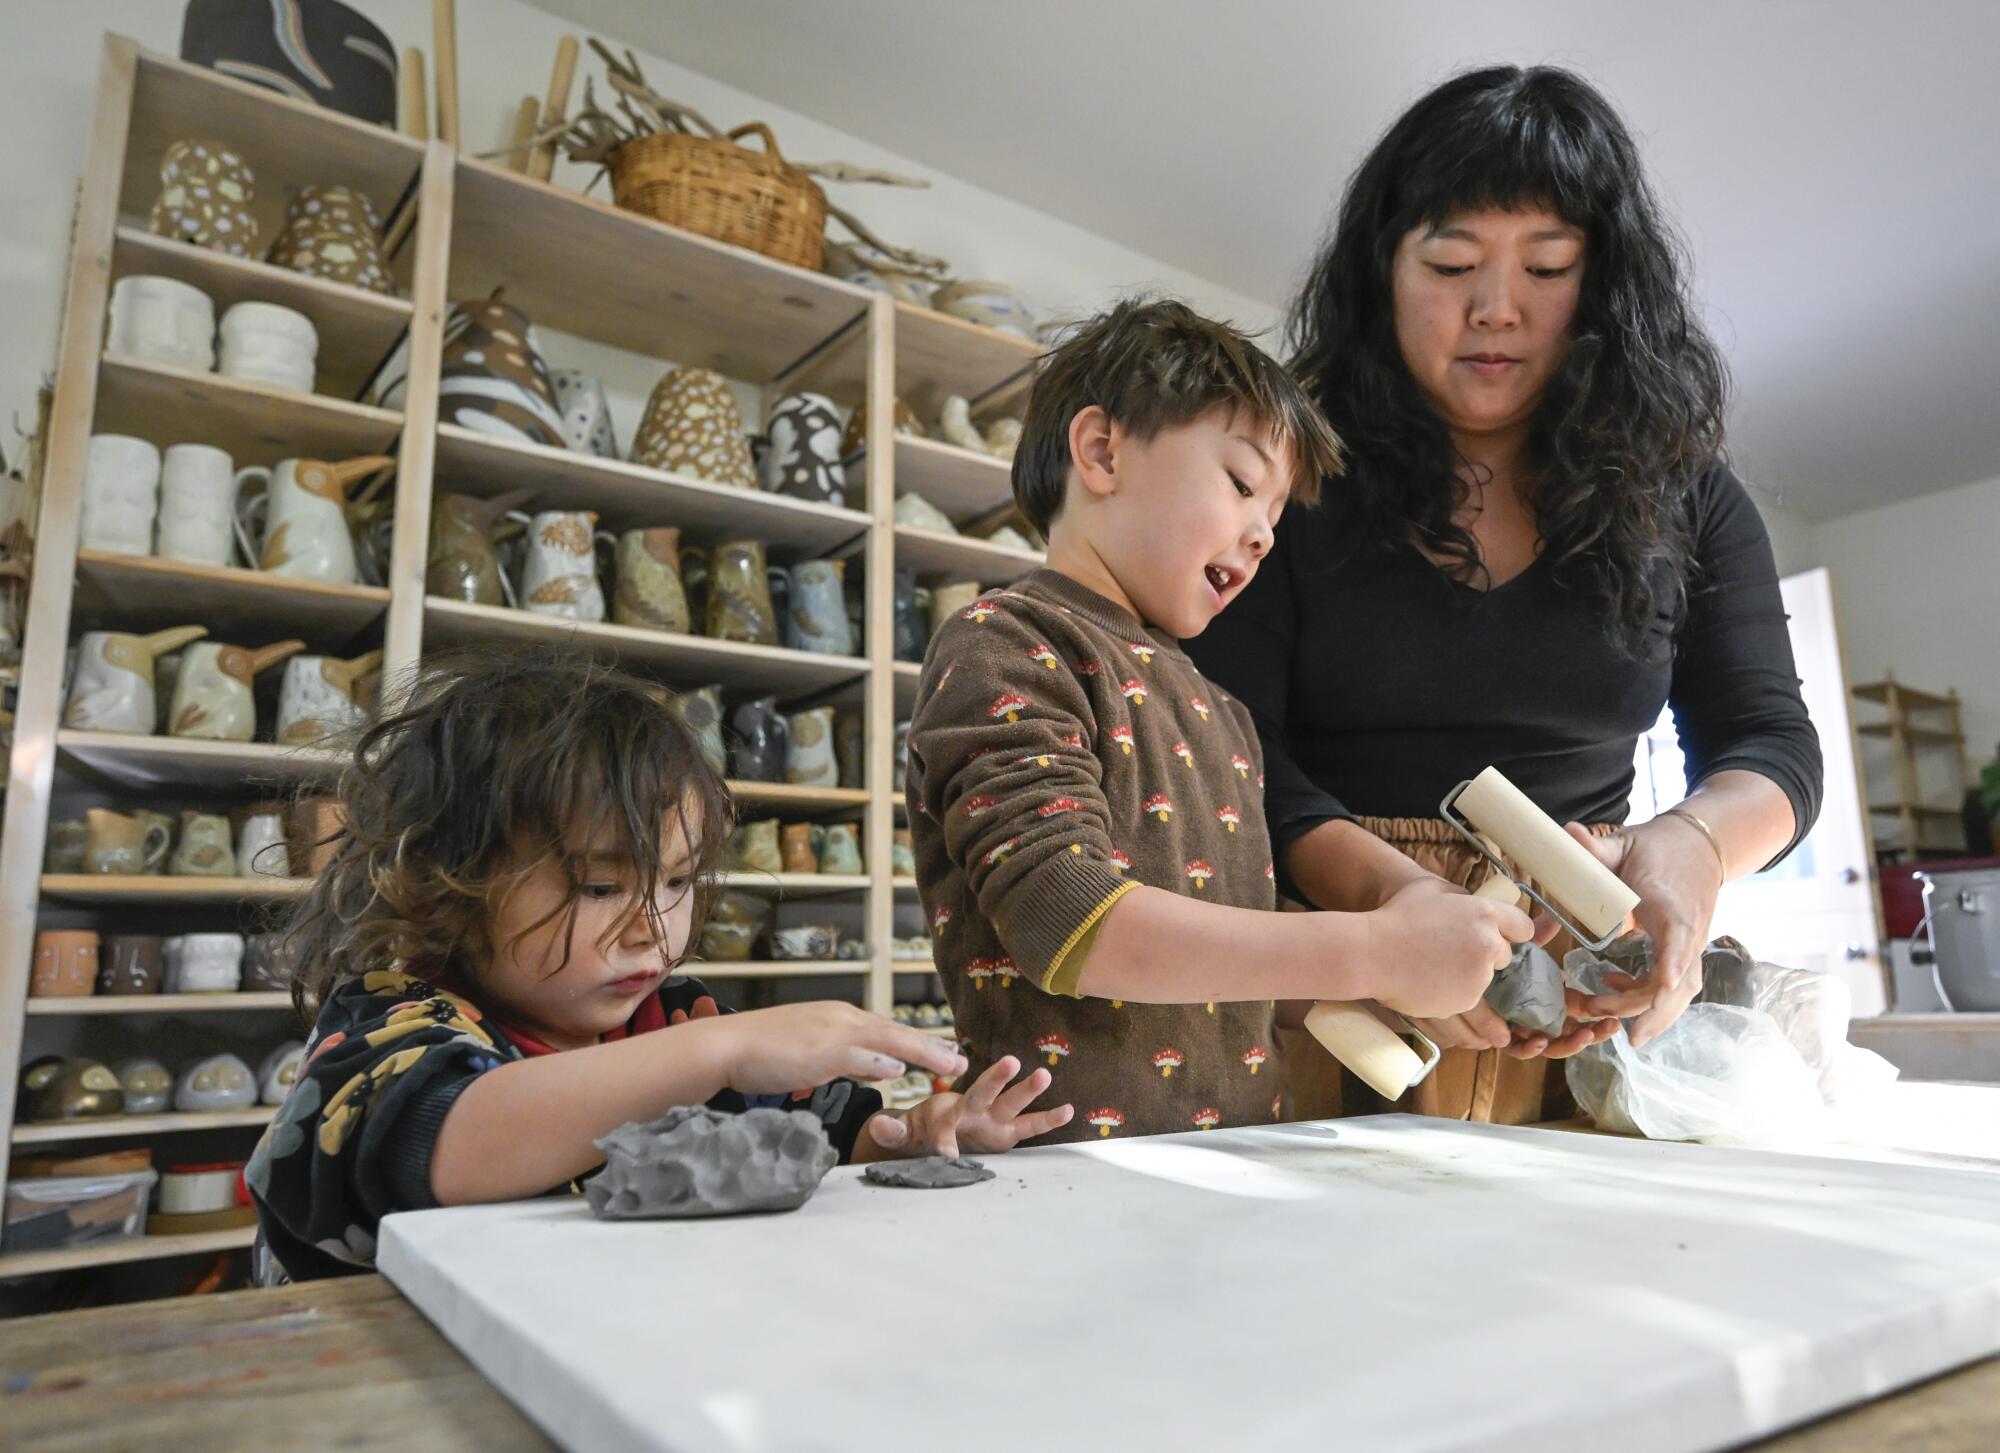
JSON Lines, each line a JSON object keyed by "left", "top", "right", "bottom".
{"left": 0, "top": 36, "right": 1044, "bottom": 1279}
{"left": 1853, "top": 676, "right": 1974, "bottom": 858}
{"left": 0, "top": 1225, "right": 256, "bottom": 1279}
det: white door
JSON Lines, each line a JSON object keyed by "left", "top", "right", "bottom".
{"left": 1631, "top": 568, "right": 1886, "bottom": 1012}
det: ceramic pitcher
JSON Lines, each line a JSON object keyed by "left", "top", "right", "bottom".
{"left": 425, "top": 489, "right": 533, "bottom": 605}
{"left": 169, "top": 638, "right": 306, "bottom": 741}
{"left": 729, "top": 696, "right": 787, "bottom": 782}
{"left": 610, "top": 526, "right": 690, "bottom": 632}
{"left": 83, "top": 808, "right": 170, "bottom": 876}
{"left": 64, "top": 625, "right": 207, "bottom": 733}
{"left": 707, "top": 539, "right": 779, "bottom": 645}
{"left": 170, "top": 811, "right": 237, "bottom": 876}
{"left": 781, "top": 823, "right": 820, "bottom": 875}
{"left": 786, "top": 706, "right": 839, "bottom": 788}
{"left": 818, "top": 822, "right": 863, "bottom": 874}
{"left": 630, "top": 367, "right": 756, "bottom": 490}
{"left": 732, "top": 819, "right": 784, "bottom": 874}
{"left": 762, "top": 392, "right": 847, "bottom": 505}
{"left": 552, "top": 368, "right": 618, "bottom": 458}
{"left": 677, "top": 684, "right": 727, "bottom": 776}
{"left": 275, "top": 648, "right": 383, "bottom": 746}
{"left": 516, "top": 509, "right": 609, "bottom": 620}
{"left": 235, "top": 454, "right": 394, "bottom": 583}
{"left": 788, "top": 559, "right": 854, "bottom": 655}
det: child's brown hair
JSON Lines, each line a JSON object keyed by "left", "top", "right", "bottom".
{"left": 1011, "top": 296, "right": 1346, "bottom": 535}
{"left": 281, "top": 644, "right": 734, "bottom": 1022}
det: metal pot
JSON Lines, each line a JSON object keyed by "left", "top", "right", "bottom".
{"left": 1919, "top": 866, "right": 2000, "bottom": 1010}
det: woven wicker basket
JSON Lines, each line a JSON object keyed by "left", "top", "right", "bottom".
{"left": 608, "top": 122, "right": 828, "bottom": 270}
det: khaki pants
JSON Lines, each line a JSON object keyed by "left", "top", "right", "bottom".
{"left": 1277, "top": 816, "right": 1618, "bottom": 1126}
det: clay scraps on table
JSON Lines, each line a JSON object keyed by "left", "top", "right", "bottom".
{"left": 586, "top": 1105, "right": 836, "bottom": 1219}
{"left": 861, "top": 1155, "right": 996, "bottom": 1190}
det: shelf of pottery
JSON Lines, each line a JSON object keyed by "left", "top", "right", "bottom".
{"left": 0, "top": 38, "right": 1046, "bottom": 1274}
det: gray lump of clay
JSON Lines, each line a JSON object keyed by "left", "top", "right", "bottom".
{"left": 587, "top": 1105, "right": 838, "bottom": 1219}
{"left": 1483, "top": 942, "right": 1568, "bottom": 1037}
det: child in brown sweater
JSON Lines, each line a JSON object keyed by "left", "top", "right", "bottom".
{"left": 906, "top": 299, "right": 1534, "bottom": 1140}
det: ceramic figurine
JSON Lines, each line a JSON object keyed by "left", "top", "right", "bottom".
{"left": 893, "top": 491, "right": 959, "bottom": 535}
{"left": 106, "top": 274, "right": 215, "bottom": 372}
{"left": 29, "top": 931, "right": 99, "bottom": 998}
{"left": 218, "top": 300, "right": 318, "bottom": 394}
{"left": 265, "top": 184, "right": 394, "bottom": 294}
{"left": 762, "top": 392, "right": 847, "bottom": 504}
{"left": 610, "top": 527, "right": 690, "bottom": 632}
{"left": 44, "top": 818, "right": 88, "bottom": 873}
{"left": 515, "top": 509, "right": 609, "bottom": 620}
{"left": 80, "top": 433, "right": 163, "bottom": 555}
{"left": 818, "top": 822, "right": 863, "bottom": 874}
{"left": 697, "top": 890, "right": 770, "bottom": 962}
{"left": 731, "top": 819, "right": 784, "bottom": 875}
{"left": 781, "top": 823, "right": 820, "bottom": 875}
{"left": 237, "top": 807, "right": 292, "bottom": 879}
{"left": 931, "top": 279, "right": 1037, "bottom": 340}
{"left": 115, "top": 1058, "right": 173, "bottom": 1115}
{"left": 893, "top": 570, "right": 926, "bottom": 662}
{"left": 730, "top": 696, "right": 787, "bottom": 782}
{"left": 771, "top": 924, "right": 838, "bottom": 960}
{"left": 181, "top": 0, "right": 398, "bottom": 126}
{"left": 156, "top": 443, "right": 239, "bottom": 566}
{"left": 234, "top": 453, "right": 394, "bottom": 584}
{"left": 259, "top": 1042, "right": 307, "bottom": 1105}
{"left": 27, "top": 1060, "right": 124, "bottom": 1121}
{"left": 170, "top": 639, "right": 306, "bottom": 741}
{"left": 788, "top": 559, "right": 854, "bottom": 655}
{"left": 630, "top": 367, "right": 756, "bottom": 490}
{"left": 170, "top": 811, "right": 237, "bottom": 877}
{"left": 552, "top": 369, "right": 619, "bottom": 457}
{"left": 174, "top": 1053, "right": 256, "bottom": 1111}
{"left": 938, "top": 395, "right": 991, "bottom": 454}
{"left": 17, "top": 1056, "right": 62, "bottom": 1119}
{"left": 677, "top": 685, "right": 727, "bottom": 777}
{"left": 146, "top": 138, "right": 259, "bottom": 255}
{"left": 83, "top": 808, "right": 170, "bottom": 876}
{"left": 786, "top": 706, "right": 839, "bottom": 788}
{"left": 706, "top": 540, "right": 779, "bottom": 646}
{"left": 822, "top": 242, "right": 933, "bottom": 306}
{"left": 99, "top": 936, "right": 164, "bottom": 996}
{"left": 835, "top": 708, "right": 864, "bottom": 790}
{"left": 275, "top": 649, "right": 382, "bottom": 746}
{"left": 64, "top": 625, "right": 207, "bottom": 734}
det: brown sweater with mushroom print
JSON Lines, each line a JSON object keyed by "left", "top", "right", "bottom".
{"left": 907, "top": 569, "right": 1282, "bottom": 1142}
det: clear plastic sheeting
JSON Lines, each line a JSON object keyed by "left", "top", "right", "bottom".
{"left": 1563, "top": 934, "right": 1898, "bottom": 1147}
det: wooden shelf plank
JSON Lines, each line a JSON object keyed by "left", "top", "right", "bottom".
{"left": 123, "top": 50, "right": 423, "bottom": 238}
{"left": 1856, "top": 722, "right": 1963, "bottom": 745}
{"left": 1853, "top": 681, "right": 1959, "bottom": 710}
{"left": 56, "top": 730, "right": 345, "bottom": 790}
{"left": 1867, "top": 804, "right": 1964, "bottom": 819}
{"left": 72, "top": 550, "right": 390, "bottom": 647}
{"left": 25, "top": 993, "right": 293, "bottom": 1016}
{"left": 889, "top": 436, "right": 1015, "bottom": 522}
{"left": 892, "top": 878, "right": 919, "bottom": 892}
{"left": 688, "top": 961, "right": 869, "bottom": 980}
{"left": 727, "top": 781, "right": 868, "bottom": 811}
{"left": 41, "top": 875, "right": 309, "bottom": 904}
{"left": 110, "top": 228, "right": 410, "bottom": 398}
{"left": 12, "top": 1107, "right": 276, "bottom": 1146}
{"left": 423, "top": 597, "right": 869, "bottom": 694}
{"left": 0, "top": 1225, "right": 255, "bottom": 1279}
{"left": 447, "top": 158, "right": 873, "bottom": 382}
{"left": 96, "top": 354, "right": 403, "bottom": 462}
{"left": 893, "top": 525, "right": 1043, "bottom": 586}
{"left": 892, "top": 302, "right": 1041, "bottom": 415}
{"left": 715, "top": 873, "right": 870, "bottom": 897}
{"left": 433, "top": 425, "right": 871, "bottom": 557}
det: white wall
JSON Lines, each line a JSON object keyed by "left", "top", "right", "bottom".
{"left": 0, "top": 0, "right": 1278, "bottom": 442}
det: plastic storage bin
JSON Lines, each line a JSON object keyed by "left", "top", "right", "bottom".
{"left": 2, "top": 1169, "right": 157, "bottom": 1256}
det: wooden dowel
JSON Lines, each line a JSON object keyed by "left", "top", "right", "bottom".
{"left": 400, "top": 47, "right": 428, "bottom": 140}
{"left": 509, "top": 96, "right": 541, "bottom": 172}
{"left": 528, "top": 35, "right": 579, "bottom": 182}
{"left": 432, "top": 0, "right": 459, "bottom": 148}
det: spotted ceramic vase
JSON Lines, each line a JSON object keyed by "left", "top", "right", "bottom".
{"left": 146, "top": 139, "right": 259, "bottom": 256}
{"left": 762, "top": 392, "right": 846, "bottom": 504}
{"left": 266, "top": 185, "right": 393, "bottom": 294}
{"left": 630, "top": 368, "right": 756, "bottom": 490}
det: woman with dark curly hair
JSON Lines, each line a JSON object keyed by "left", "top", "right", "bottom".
{"left": 1188, "top": 66, "right": 1822, "bottom": 1124}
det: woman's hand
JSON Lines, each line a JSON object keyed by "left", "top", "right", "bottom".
{"left": 863, "top": 1056, "right": 1073, "bottom": 1158}
{"left": 1561, "top": 818, "right": 1723, "bottom": 1047}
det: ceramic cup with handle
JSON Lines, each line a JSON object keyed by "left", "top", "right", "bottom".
{"left": 107, "top": 273, "right": 215, "bottom": 371}
{"left": 237, "top": 807, "right": 291, "bottom": 879}
{"left": 155, "top": 442, "right": 238, "bottom": 565}
{"left": 425, "top": 489, "right": 534, "bottom": 605}
{"left": 276, "top": 648, "right": 382, "bottom": 746}
{"left": 31, "top": 931, "right": 100, "bottom": 998}
{"left": 170, "top": 810, "right": 237, "bottom": 876}
{"left": 218, "top": 301, "right": 318, "bottom": 394}
{"left": 234, "top": 454, "right": 394, "bottom": 583}
{"left": 514, "top": 509, "right": 609, "bottom": 621}
{"left": 84, "top": 807, "right": 171, "bottom": 875}
{"left": 169, "top": 638, "right": 306, "bottom": 741}
{"left": 63, "top": 625, "right": 208, "bottom": 734}
{"left": 785, "top": 706, "right": 839, "bottom": 788}
{"left": 788, "top": 559, "right": 854, "bottom": 655}
{"left": 80, "top": 434, "right": 162, "bottom": 555}
{"left": 818, "top": 822, "right": 864, "bottom": 874}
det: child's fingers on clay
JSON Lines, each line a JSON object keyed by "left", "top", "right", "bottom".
{"left": 955, "top": 1055, "right": 1024, "bottom": 1117}
{"left": 863, "top": 1111, "right": 910, "bottom": 1148}
{"left": 1003, "top": 1103, "right": 1074, "bottom": 1144}
{"left": 986, "top": 1065, "right": 1059, "bottom": 1124}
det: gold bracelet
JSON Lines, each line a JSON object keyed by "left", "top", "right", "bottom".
{"left": 1663, "top": 805, "right": 1728, "bottom": 883}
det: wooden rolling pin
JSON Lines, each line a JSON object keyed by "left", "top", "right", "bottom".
{"left": 1447, "top": 766, "right": 1639, "bottom": 948}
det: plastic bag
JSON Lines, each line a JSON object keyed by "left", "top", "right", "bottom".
{"left": 1483, "top": 942, "right": 1567, "bottom": 1036}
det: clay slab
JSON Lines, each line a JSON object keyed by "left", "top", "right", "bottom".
{"left": 861, "top": 1155, "right": 995, "bottom": 1189}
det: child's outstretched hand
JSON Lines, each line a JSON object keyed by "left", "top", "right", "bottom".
{"left": 863, "top": 1055, "right": 1072, "bottom": 1159}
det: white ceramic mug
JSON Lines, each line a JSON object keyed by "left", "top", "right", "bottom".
{"left": 155, "top": 443, "right": 237, "bottom": 564}
{"left": 514, "top": 509, "right": 608, "bottom": 620}
{"left": 237, "top": 812, "right": 291, "bottom": 879}
{"left": 218, "top": 301, "right": 318, "bottom": 394}
{"left": 107, "top": 274, "right": 215, "bottom": 371}
{"left": 168, "top": 932, "right": 243, "bottom": 994}
{"left": 79, "top": 434, "right": 161, "bottom": 554}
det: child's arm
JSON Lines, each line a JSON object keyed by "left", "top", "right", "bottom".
{"left": 430, "top": 1002, "right": 968, "bottom": 1204}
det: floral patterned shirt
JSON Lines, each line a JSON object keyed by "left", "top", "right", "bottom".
{"left": 248, "top": 970, "right": 882, "bottom": 1282}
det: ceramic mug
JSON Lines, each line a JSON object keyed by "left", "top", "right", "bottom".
{"left": 170, "top": 810, "right": 237, "bottom": 876}
{"left": 135, "top": 810, "right": 176, "bottom": 874}
{"left": 275, "top": 648, "right": 382, "bottom": 746}
{"left": 64, "top": 625, "right": 208, "bottom": 734}
{"left": 169, "top": 639, "right": 306, "bottom": 741}
{"left": 44, "top": 818, "right": 88, "bottom": 873}
{"left": 84, "top": 808, "right": 171, "bottom": 876}
{"left": 234, "top": 454, "right": 394, "bottom": 583}
{"left": 788, "top": 559, "right": 854, "bottom": 656}
{"left": 238, "top": 809, "right": 291, "bottom": 879}
{"left": 706, "top": 540, "right": 778, "bottom": 645}
{"left": 552, "top": 369, "right": 618, "bottom": 458}
{"left": 31, "top": 931, "right": 100, "bottom": 998}
{"left": 107, "top": 274, "right": 215, "bottom": 371}
{"left": 630, "top": 366, "right": 756, "bottom": 490}
{"left": 698, "top": 891, "right": 770, "bottom": 963}
{"left": 80, "top": 434, "right": 162, "bottom": 555}
{"left": 818, "top": 822, "right": 863, "bottom": 874}
{"left": 509, "top": 509, "right": 608, "bottom": 620}
{"left": 780, "top": 823, "right": 820, "bottom": 875}
{"left": 98, "top": 935, "right": 164, "bottom": 996}
{"left": 785, "top": 706, "right": 839, "bottom": 788}
{"left": 155, "top": 443, "right": 238, "bottom": 565}
{"left": 169, "top": 934, "right": 244, "bottom": 995}
{"left": 610, "top": 527, "right": 690, "bottom": 633}
{"left": 732, "top": 819, "right": 784, "bottom": 874}
{"left": 762, "top": 392, "right": 846, "bottom": 505}
{"left": 218, "top": 300, "right": 318, "bottom": 394}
